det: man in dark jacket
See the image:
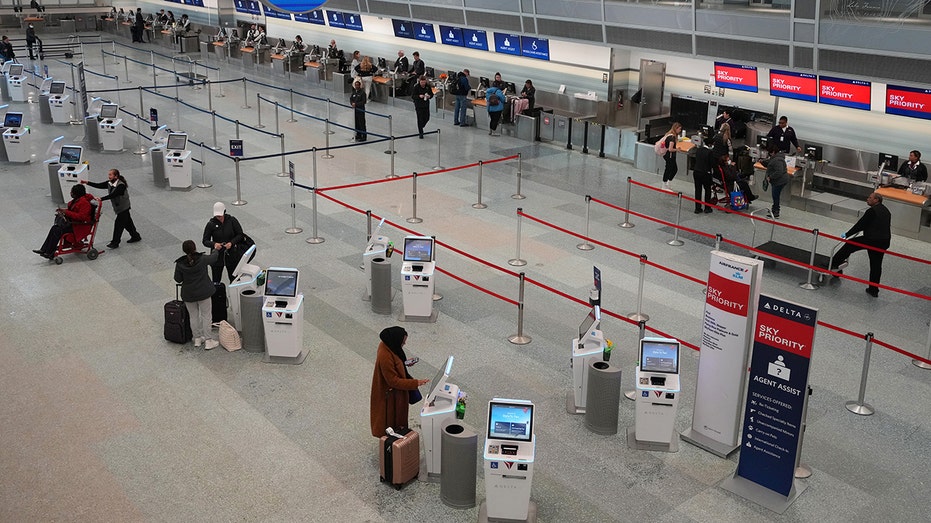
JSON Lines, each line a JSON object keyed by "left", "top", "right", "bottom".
{"left": 349, "top": 79, "right": 367, "bottom": 142}
{"left": 202, "top": 202, "right": 244, "bottom": 283}
{"left": 410, "top": 75, "right": 432, "bottom": 139}
{"left": 692, "top": 137, "right": 716, "bottom": 213}
{"left": 766, "top": 116, "right": 801, "bottom": 155}
{"left": 830, "top": 192, "right": 892, "bottom": 297}
{"left": 453, "top": 69, "right": 470, "bottom": 127}
{"left": 25, "top": 24, "right": 42, "bottom": 59}
{"left": 82, "top": 169, "right": 141, "bottom": 249}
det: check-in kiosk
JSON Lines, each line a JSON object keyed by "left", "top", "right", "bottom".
{"left": 56, "top": 145, "right": 87, "bottom": 198}
{"left": 98, "top": 103, "right": 124, "bottom": 152}
{"left": 481, "top": 399, "right": 537, "bottom": 522}
{"left": 38, "top": 77, "right": 53, "bottom": 124}
{"left": 228, "top": 244, "right": 260, "bottom": 331}
{"left": 362, "top": 218, "right": 390, "bottom": 301}
{"left": 261, "top": 267, "right": 307, "bottom": 364}
{"left": 0, "top": 61, "right": 13, "bottom": 101}
{"left": 44, "top": 136, "right": 65, "bottom": 203}
{"left": 420, "top": 356, "right": 460, "bottom": 478}
{"left": 6, "top": 63, "right": 26, "bottom": 102}
{"left": 630, "top": 337, "right": 681, "bottom": 452}
{"left": 48, "top": 81, "right": 71, "bottom": 124}
{"left": 2, "top": 111, "right": 31, "bottom": 163}
{"left": 164, "top": 132, "right": 193, "bottom": 190}
{"left": 400, "top": 236, "right": 437, "bottom": 322}
{"left": 568, "top": 306, "right": 606, "bottom": 414}
{"left": 149, "top": 125, "right": 170, "bottom": 187}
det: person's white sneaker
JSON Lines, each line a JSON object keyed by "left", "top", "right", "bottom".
{"left": 193, "top": 337, "right": 204, "bottom": 348}
{"left": 204, "top": 339, "right": 220, "bottom": 350}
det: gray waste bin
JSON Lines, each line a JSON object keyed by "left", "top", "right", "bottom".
{"left": 584, "top": 361, "right": 623, "bottom": 435}
{"left": 370, "top": 257, "right": 392, "bottom": 314}
{"left": 48, "top": 162, "right": 63, "bottom": 204}
{"left": 39, "top": 94, "right": 52, "bottom": 124}
{"left": 151, "top": 145, "right": 166, "bottom": 187}
{"left": 84, "top": 116, "right": 101, "bottom": 151}
{"left": 440, "top": 421, "right": 477, "bottom": 509}
{"left": 240, "top": 289, "right": 266, "bottom": 353}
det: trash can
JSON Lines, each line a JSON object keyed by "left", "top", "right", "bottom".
{"left": 370, "top": 257, "right": 392, "bottom": 314}
{"left": 440, "top": 421, "right": 477, "bottom": 509}
{"left": 240, "top": 290, "right": 266, "bottom": 353}
{"left": 151, "top": 145, "right": 166, "bottom": 188}
{"left": 47, "top": 162, "right": 63, "bottom": 204}
{"left": 584, "top": 361, "right": 622, "bottom": 435}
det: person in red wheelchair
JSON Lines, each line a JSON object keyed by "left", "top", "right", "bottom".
{"left": 34, "top": 184, "right": 94, "bottom": 259}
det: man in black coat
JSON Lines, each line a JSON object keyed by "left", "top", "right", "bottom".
{"left": 202, "top": 202, "right": 245, "bottom": 283}
{"left": 830, "top": 192, "right": 892, "bottom": 297}
{"left": 692, "top": 137, "right": 716, "bottom": 213}
{"left": 410, "top": 76, "right": 432, "bottom": 139}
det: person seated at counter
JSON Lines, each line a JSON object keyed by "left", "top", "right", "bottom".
{"left": 244, "top": 24, "right": 258, "bottom": 45}
{"left": 156, "top": 9, "right": 167, "bottom": 25}
{"left": 766, "top": 115, "right": 802, "bottom": 155}
{"left": 290, "top": 35, "right": 305, "bottom": 54}
{"left": 255, "top": 26, "right": 269, "bottom": 47}
{"left": 492, "top": 72, "right": 506, "bottom": 91}
{"left": 896, "top": 150, "right": 928, "bottom": 183}
{"left": 510, "top": 79, "right": 535, "bottom": 122}
{"left": 30, "top": 0, "right": 45, "bottom": 12}
{"left": 215, "top": 26, "right": 227, "bottom": 42}
{"left": 715, "top": 153, "right": 758, "bottom": 203}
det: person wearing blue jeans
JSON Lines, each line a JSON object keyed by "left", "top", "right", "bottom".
{"left": 453, "top": 69, "right": 470, "bottom": 126}
{"left": 764, "top": 145, "right": 790, "bottom": 219}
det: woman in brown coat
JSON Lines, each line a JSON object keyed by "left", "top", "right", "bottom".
{"left": 370, "top": 326, "right": 429, "bottom": 437}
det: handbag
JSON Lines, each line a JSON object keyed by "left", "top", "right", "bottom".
{"left": 214, "top": 320, "right": 242, "bottom": 351}
{"left": 54, "top": 212, "right": 71, "bottom": 229}
{"left": 762, "top": 177, "right": 770, "bottom": 191}
{"left": 408, "top": 388, "right": 423, "bottom": 405}
{"left": 730, "top": 191, "right": 749, "bottom": 211}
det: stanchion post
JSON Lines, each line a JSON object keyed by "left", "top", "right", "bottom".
{"left": 472, "top": 161, "right": 487, "bottom": 209}
{"left": 306, "top": 148, "right": 325, "bottom": 244}
{"left": 123, "top": 56, "right": 130, "bottom": 83}
{"left": 232, "top": 158, "right": 246, "bottom": 206}
{"left": 288, "top": 88, "right": 297, "bottom": 123}
{"left": 384, "top": 115, "right": 395, "bottom": 155}
{"left": 235, "top": 119, "right": 240, "bottom": 139}
{"left": 715, "top": 233, "right": 722, "bottom": 251}
{"left": 508, "top": 208, "right": 527, "bottom": 267}
{"left": 914, "top": 319, "right": 931, "bottom": 369}
{"left": 407, "top": 172, "right": 423, "bottom": 223}
{"left": 365, "top": 210, "right": 373, "bottom": 240}
{"left": 197, "top": 142, "right": 211, "bottom": 188}
{"left": 151, "top": 51, "right": 157, "bottom": 90}
{"left": 845, "top": 333, "right": 876, "bottom": 415}
{"left": 321, "top": 120, "right": 334, "bottom": 159}
{"left": 255, "top": 93, "right": 264, "bottom": 128}
{"left": 211, "top": 111, "right": 218, "bottom": 149}
{"left": 512, "top": 153, "right": 526, "bottom": 200}
{"left": 112, "top": 41, "right": 119, "bottom": 64}
{"left": 508, "top": 272, "right": 532, "bottom": 345}
{"left": 215, "top": 68, "right": 225, "bottom": 97}
{"left": 277, "top": 134, "right": 287, "bottom": 177}
{"left": 133, "top": 113, "right": 145, "bottom": 155}
{"left": 625, "top": 320, "right": 649, "bottom": 401}
{"left": 794, "top": 385, "right": 813, "bottom": 479}
{"left": 241, "top": 78, "right": 251, "bottom": 108}
{"left": 274, "top": 101, "right": 280, "bottom": 135}
{"left": 101, "top": 49, "right": 108, "bottom": 75}
{"left": 324, "top": 99, "right": 334, "bottom": 134}
{"left": 385, "top": 136, "right": 397, "bottom": 178}
{"left": 286, "top": 160, "right": 302, "bottom": 234}
{"left": 619, "top": 176, "right": 635, "bottom": 228}
{"left": 577, "top": 195, "right": 594, "bottom": 250}
{"left": 667, "top": 192, "right": 685, "bottom": 246}
{"left": 433, "top": 128, "right": 443, "bottom": 170}
{"left": 627, "top": 254, "right": 650, "bottom": 321}
{"left": 114, "top": 76, "right": 122, "bottom": 107}
{"left": 800, "top": 228, "right": 820, "bottom": 290}
{"left": 69, "top": 64, "right": 80, "bottom": 124}
{"left": 206, "top": 80, "right": 213, "bottom": 112}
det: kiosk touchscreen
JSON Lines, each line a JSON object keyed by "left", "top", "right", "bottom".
{"left": 362, "top": 218, "right": 390, "bottom": 301}
{"left": 164, "top": 132, "right": 193, "bottom": 190}
{"left": 261, "top": 267, "right": 307, "bottom": 364}
{"left": 228, "top": 244, "right": 260, "bottom": 331}
{"left": 568, "top": 306, "right": 606, "bottom": 414}
{"left": 2, "top": 111, "right": 31, "bottom": 163}
{"left": 6, "top": 63, "right": 25, "bottom": 102}
{"left": 56, "top": 145, "right": 87, "bottom": 197}
{"left": 400, "top": 236, "right": 437, "bottom": 322}
{"left": 48, "top": 81, "right": 72, "bottom": 124}
{"left": 420, "top": 356, "right": 461, "bottom": 478}
{"left": 630, "top": 337, "right": 681, "bottom": 452}
{"left": 98, "top": 103, "right": 124, "bottom": 153}
{"left": 482, "top": 398, "right": 536, "bottom": 522}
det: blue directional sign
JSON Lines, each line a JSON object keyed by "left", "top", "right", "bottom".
{"left": 463, "top": 29, "right": 489, "bottom": 51}
{"left": 343, "top": 12, "right": 363, "bottom": 31}
{"left": 521, "top": 36, "right": 550, "bottom": 61}
{"left": 392, "top": 19, "right": 414, "bottom": 39}
{"left": 413, "top": 22, "right": 436, "bottom": 43}
{"left": 493, "top": 32, "right": 520, "bottom": 56}
{"left": 327, "top": 10, "right": 345, "bottom": 28}
{"left": 439, "top": 25, "right": 463, "bottom": 47}
{"left": 294, "top": 10, "right": 325, "bottom": 24}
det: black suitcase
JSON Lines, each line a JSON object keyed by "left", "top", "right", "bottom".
{"left": 212, "top": 282, "right": 228, "bottom": 323}
{"left": 165, "top": 284, "right": 192, "bottom": 343}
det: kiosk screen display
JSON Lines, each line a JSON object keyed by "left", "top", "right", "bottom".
{"left": 166, "top": 133, "right": 188, "bottom": 151}
{"left": 640, "top": 339, "right": 679, "bottom": 373}
{"left": 3, "top": 112, "right": 22, "bottom": 128}
{"left": 805, "top": 144, "right": 823, "bottom": 161}
{"left": 487, "top": 401, "right": 533, "bottom": 442}
{"left": 100, "top": 104, "right": 118, "bottom": 119}
{"left": 8, "top": 64, "right": 23, "bottom": 76}
{"left": 59, "top": 145, "right": 82, "bottom": 164}
{"left": 878, "top": 153, "right": 898, "bottom": 171}
{"left": 402, "top": 237, "right": 433, "bottom": 262}
{"left": 425, "top": 355, "right": 453, "bottom": 402}
{"left": 49, "top": 81, "right": 66, "bottom": 95}
{"left": 578, "top": 306, "right": 600, "bottom": 346}
{"left": 264, "top": 269, "right": 299, "bottom": 297}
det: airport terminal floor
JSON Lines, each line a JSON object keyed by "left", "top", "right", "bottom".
{"left": 2, "top": 31, "right": 931, "bottom": 522}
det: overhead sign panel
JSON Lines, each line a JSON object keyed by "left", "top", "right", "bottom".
{"left": 464, "top": 29, "right": 489, "bottom": 51}
{"left": 769, "top": 69, "right": 817, "bottom": 102}
{"left": 493, "top": 32, "right": 520, "bottom": 56}
{"left": 413, "top": 22, "right": 436, "bottom": 43}
{"left": 520, "top": 36, "right": 549, "bottom": 61}
{"left": 818, "top": 75, "right": 871, "bottom": 110}
{"left": 714, "top": 62, "right": 758, "bottom": 93}
{"left": 439, "top": 25, "right": 464, "bottom": 47}
{"left": 885, "top": 84, "right": 931, "bottom": 120}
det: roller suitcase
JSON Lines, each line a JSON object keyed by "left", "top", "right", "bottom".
{"left": 212, "top": 282, "right": 228, "bottom": 323}
{"left": 379, "top": 427, "right": 420, "bottom": 489}
{"left": 164, "top": 284, "right": 192, "bottom": 343}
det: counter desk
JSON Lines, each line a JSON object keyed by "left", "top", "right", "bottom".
{"left": 875, "top": 186, "right": 931, "bottom": 238}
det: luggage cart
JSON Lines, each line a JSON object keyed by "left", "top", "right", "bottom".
{"left": 51, "top": 196, "right": 104, "bottom": 264}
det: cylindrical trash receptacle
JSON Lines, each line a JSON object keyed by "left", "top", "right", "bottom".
{"left": 441, "top": 421, "right": 477, "bottom": 509}
{"left": 240, "top": 290, "right": 265, "bottom": 353}
{"left": 585, "top": 361, "right": 622, "bottom": 435}
{"left": 48, "top": 163, "right": 64, "bottom": 204}
{"left": 151, "top": 146, "right": 167, "bottom": 188}
{"left": 370, "top": 257, "right": 392, "bottom": 315}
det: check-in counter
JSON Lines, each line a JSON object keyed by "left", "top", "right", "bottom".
{"left": 332, "top": 72, "right": 351, "bottom": 94}
{"left": 472, "top": 98, "right": 488, "bottom": 129}
{"left": 241, "top": 46, "right": 256, "bottom": 69}
{"left": 372, "top": 74, "right": 393, "bottom": 102}
{"left": 305, "top": 61, "right": 323, "bottom": 84}
{"left": 212, "top": 40, "right": 227, "bottom": 61}
{"left": 875, "top": 186, "right": 931, "bottom": 238}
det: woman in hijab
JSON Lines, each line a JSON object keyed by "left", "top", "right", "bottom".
{"left": 370, "top": 326, "right": 429, "bottom": 437}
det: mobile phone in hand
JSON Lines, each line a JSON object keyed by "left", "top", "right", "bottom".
{"left": 404, "top": 357, "right": 419, "bottom": 367}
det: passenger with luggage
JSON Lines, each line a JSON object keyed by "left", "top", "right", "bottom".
{"left": 173, "top": 240, "right": 219, "bottom": 350}
{"left": 202, "top": 202, "right": 245, "bottom": 283}
{"left": 33, "top": 184, "right": 94, "bottom": 259}
{"left": 370, "top": 326, "right": 429, "bottom": 438}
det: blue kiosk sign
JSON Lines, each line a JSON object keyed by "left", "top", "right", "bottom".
{"left": 734, "top": 294, "right": 817, "bottom": 503}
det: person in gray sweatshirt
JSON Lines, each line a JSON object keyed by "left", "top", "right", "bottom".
{"left": 174, "top": 240, "right": 219, "bottom": 350}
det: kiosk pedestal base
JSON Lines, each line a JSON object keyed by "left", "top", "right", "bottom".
{"left": 398, "top": 309, "right": 438, "bottom": 323}
{"left": 680, "top": 427, "right": 738, "bottom": 458}
{"left": 719, "top": 474, "right": 807, "bottom": 514}
{"left": 566, "top": 390, "right": 585, "bottom": 415}
{"left": 478, "top": 500, "right": 537, "bottom": 523}
{"left": 627, "top": 427, "right": 679, "bottom": 453}
{"left": 262, "top": 349, "right": 308, "bottom": 365}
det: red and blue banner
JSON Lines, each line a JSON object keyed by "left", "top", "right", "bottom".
{"left": 769, "top": 69, "right": 817, "bottom": 102}
{"left": 714, "top": 62, "right": 758, "bottom": 93}
{"left": 819, "top": 75, "right": 871, "bottom": 111}
{"left": 885, "top": 84, "right": 931, "bottom": 120}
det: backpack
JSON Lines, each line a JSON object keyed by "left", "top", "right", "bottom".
{"left": 654, "top": 134, "right": 670, "bottom": 156}
{"left": 488, "top": 93, "right": 500, "bottom": 106}
{"left": 449, "top": 75, "right": 462, "bottom": 95}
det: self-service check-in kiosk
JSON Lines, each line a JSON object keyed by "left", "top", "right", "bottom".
{"left": 164, "top": 132, "right": 193, "bottom": 190}
{"left": 261, "top": 267, "right": 307, "bottom": 364}
{"left": 420, "top": 356, "right": 460, "bottom": 479}
{"left": 0, "top": 61, "right": 13, "bottom": 101}
{"left": 629, "top": 337, "right": 681, "bottom": 452}
{"left": 56, "top": 145, "right": 87, "bottom": 198}
{"left": 362, "top": 218, "right": 390, "bottom": 301}
{"left": 38, "top": 77, "right": 54, "bottom": 124}
{"left": 568, "top": 306, "right": 605, "bottom": 414}
{"left": 44, "top": 136, "right": 65, "bottom": 203}
{"left": 48, "top": 81, "right": 71, "bottom": 124}
{"left": 98, "top": 103, "right": 124, "bottom": 152}
{"left": 2, "top": 112, "right": 31, "bottom": 163}
{"left": 400, "top": 236, "right": 437, "bottom": 322}
{"left": 6, "top": 63, "right": 26, "bottom": 102}
{"left": 480, "top": 398, "right": 537, "bottom": 522}
{"left": 229, "top": 244, "right": 260, "bottom": 331}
